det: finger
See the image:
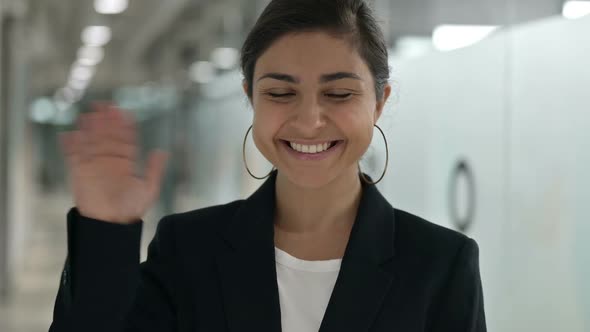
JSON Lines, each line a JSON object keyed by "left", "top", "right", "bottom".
{"left": 87, "top": 140, "right": 138, "bottom": 161}
{"left": 86, "top": 127, "right": 137, "bottom": 160}
{"left": 102, "top": 107, "right": 137, "bottom": 145}
{"left": 92, "top": 119, "right": 137, "bottom": 146}
{"left": 107, "top": 105, "right": 137, "bottom": 130}
{"left": 76, "top": 129, "right": 95, "bottom": 163}
{"left": 76, "top": 112, "right": 92, "bottom": 132}
{"left": 80, "top": 100, "right": 112, "bottom": 131}
{"left": 91, "top": 100, "right": 115, "bottom": 114}
{"left": 59, "top": 131, "right": 85, "bottom": 168}
{"left": 80, "top": 110, "right": 101, "bottom": 136}
{"left": 145, "top": 150, "right": 169, "bottom": 202}
{"left": 117, "top": 108, "right": 136, "bottom": 126}
{"left": 75, "top": 112, "right": 108, "bottom": 162}
{"left": 91, "top": 155, "right": 137, "bottom": 176}
{"left": 85, "top": 108, "right": 114, "bottom": 156}
{"left": 85, "top": 104, "right": 137, "bottom": 148}
{"left": 59, "top": 131, "right": 76, "bottom": 156}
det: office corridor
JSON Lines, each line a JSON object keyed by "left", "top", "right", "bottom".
{"left": 1, "top": 0, "right": 589, "bottom": 331}
{"left": 0, "top": 188, "right": 164, "bottom": 332}
{"left": 0, "top": 190, "right": 68, "bottom": 332}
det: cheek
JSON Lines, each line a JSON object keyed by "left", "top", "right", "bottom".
{"left": 251, "top": 124, "right": 275, "bottom": 165}
{"left": 337, "top": 107, "right": 375, "bottom": 155}
{"left": 252, "top": 107, "right": 283, "bottom": 154}
{"left": 356, "top": 102, "right": 378, "bottom": 137}
{"left": 254, "top": 108, "right": 278, "bottom": 134}
{"left": 339, "top": 107, "right": 373, "bottom": 137}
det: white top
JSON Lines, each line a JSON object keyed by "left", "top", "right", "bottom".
{"left": 274, "top": 246, "right": 342, "bottom": 332}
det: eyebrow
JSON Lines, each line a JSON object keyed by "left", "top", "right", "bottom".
{"left": 320, "top": 72, "right": 362, "bottom": 83}
{"left": 256, "top": 72, "right": 362, "bottom": 83}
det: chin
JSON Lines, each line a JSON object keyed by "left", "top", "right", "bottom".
{"left": 278, "top": 167, "right": 345, "bottom": 189}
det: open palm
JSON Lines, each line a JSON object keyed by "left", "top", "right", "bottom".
{"left": 59, "top": 103, "right": 168, "bottom": 224}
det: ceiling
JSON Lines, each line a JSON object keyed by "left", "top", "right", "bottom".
{"left": 10, "top": 0, "right": 567, "bottom": 94}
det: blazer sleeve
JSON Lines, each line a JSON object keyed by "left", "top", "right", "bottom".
{"left": 49, "top": 208, "right": 178, "bottom": 332}
{"left": 430, "top": 237, "right": 487, "bottom": 332}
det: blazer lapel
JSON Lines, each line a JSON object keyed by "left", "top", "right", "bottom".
{"left": 215, "top": 170, "right": 398, "bottom": 332}
{"left": 216, "top": 170, "right": 282, "bottom": 332}
{"left": 319, "top": 177, "right": 397, "bottom": 332}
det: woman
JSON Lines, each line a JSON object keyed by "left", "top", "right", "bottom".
{"left": 50, "top": 0, "right": 486, "bottom": 331}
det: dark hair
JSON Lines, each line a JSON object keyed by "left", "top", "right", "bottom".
{"left": 240, "top": 0, "right": 390, "bottom": 101}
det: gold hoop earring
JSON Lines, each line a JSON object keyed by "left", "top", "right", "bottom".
{"left": 359, "top": 124, "right": 389, "bottom": 185}
{"left": 242, "top": 125, "right": 274, "bottom": 180}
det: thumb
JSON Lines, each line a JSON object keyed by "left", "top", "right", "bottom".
{"left": 145, "top": 150, "right": 169, "bottom": 202}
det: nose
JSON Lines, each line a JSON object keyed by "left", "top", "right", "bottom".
{"left": 291, "top": 97, "right": 326, "bottom": 135}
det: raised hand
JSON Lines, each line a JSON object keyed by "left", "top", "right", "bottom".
{"left": 59, "top": 103, "right": 168, "bottom": 224}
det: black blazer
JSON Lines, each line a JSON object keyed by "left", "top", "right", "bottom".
{"left": 50, "top": 170, "right": 486, "bottom": 332}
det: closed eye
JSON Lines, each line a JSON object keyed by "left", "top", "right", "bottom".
{"left": 326, "top": 93, "right": 352, "bottom": 99}
{"left": 268, "top": 92, "right": 295, "bottom": 98}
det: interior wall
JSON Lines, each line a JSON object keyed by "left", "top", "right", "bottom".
{"left": 381, "top": 15, "right": 589, "bottom": 332}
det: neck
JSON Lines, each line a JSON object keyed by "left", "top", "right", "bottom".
{"left": 274, "top": 166, "right": 362, "bottom": 234}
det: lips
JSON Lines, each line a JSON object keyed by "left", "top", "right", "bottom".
{"left": 281, "top": 139, "right": 342, "bottom": 152}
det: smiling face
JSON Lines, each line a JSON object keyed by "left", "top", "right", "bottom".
{"left": 245, "top": 31, "right": 391, "bottom": 188}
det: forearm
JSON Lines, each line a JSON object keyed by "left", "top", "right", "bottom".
{"left": 50, "top": 208, "right": 143, "bottom": 332}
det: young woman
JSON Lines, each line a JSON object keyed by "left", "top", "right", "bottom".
{"left": 50, "top": 0, "right": 486, "bottom": 331}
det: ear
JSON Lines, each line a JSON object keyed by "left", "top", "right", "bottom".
{"left": 242, "top": 80, "right": 249, "bottom": 95}
{"left": 242, "top": 80, "right": 252, "bottom": 104}
{"left": 374, "top": 83, "right": 392, "bottom": 124}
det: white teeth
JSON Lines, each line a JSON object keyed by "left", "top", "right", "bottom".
{"left": 288, "top": 141, "right": 333, "bottom": 154}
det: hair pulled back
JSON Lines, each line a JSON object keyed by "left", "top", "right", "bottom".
{"left": 240, "top": 0, "right": 390, "bottom": 100}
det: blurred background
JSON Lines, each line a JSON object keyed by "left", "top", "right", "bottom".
{"left": 0, "top": 0, "right": 589, "bottom": 331}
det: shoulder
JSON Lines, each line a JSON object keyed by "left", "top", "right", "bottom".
{"left": 393, "top": 208, "right": 471, "bottom": 251}
{"left": 392, "top": 207, "right": 478, "bottom": 271}
{"left": 154, "top": 199, "right": 245, "bottom": 243}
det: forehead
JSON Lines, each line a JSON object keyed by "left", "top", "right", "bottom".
{"left": 254, "top": 31, "right": 371, "bottom": 80}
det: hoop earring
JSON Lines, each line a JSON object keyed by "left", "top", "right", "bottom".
{"left": 242, "top": 125, "right": 274, "bottom": 180}
{"left": 359, "top": 124, "right": 389, "bottom": 185}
